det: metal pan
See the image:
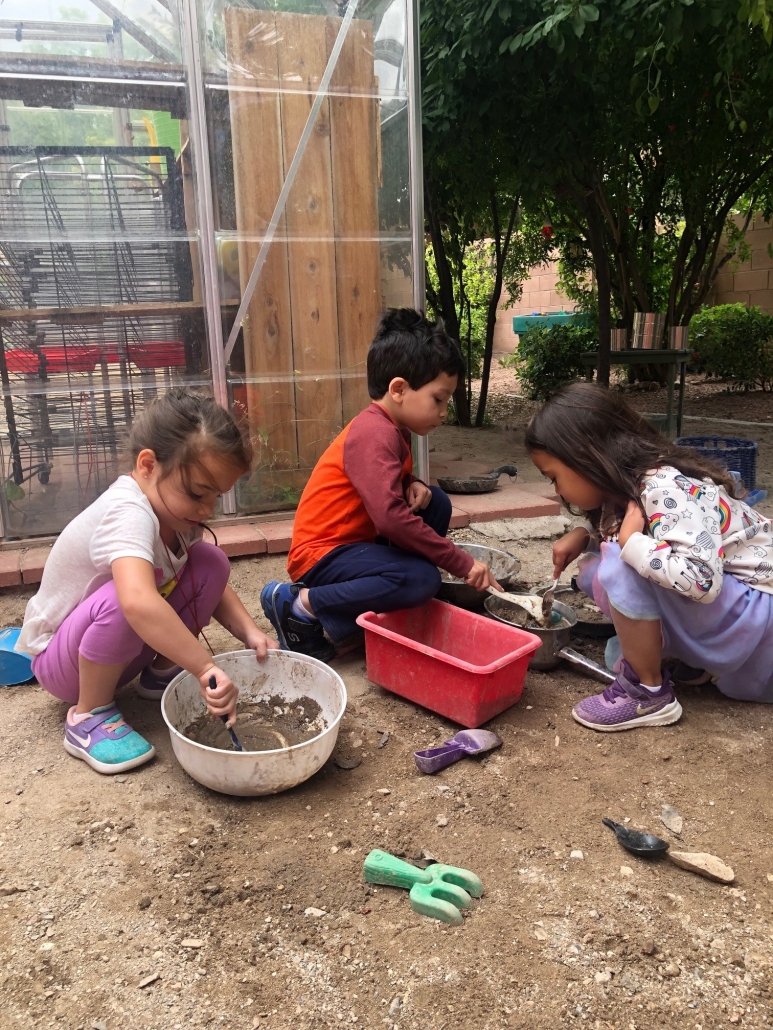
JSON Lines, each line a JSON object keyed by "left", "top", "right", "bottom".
{"left": 553, "top": 584, "right": 615, "bottom": 640}
{"left": 438, "top": 544, "right": 522, "bottom": 609}
{"left": 436, "top": 465, "right": 518, "bottom": 494}
{"left": 484, "top": 597, "right": 615, "bottom": 681}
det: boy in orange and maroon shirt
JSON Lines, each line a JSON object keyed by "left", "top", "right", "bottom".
{"left": 261, "top": 309, "right": 499, "bottom": 661}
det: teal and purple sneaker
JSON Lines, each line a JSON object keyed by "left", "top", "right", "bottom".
{"left": 63, "top": 705, "right": 155, "bottom": 774}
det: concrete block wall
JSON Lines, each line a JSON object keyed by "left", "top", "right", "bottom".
{"left": 705, "top": 213, "right": 773, "bottom": 313}
{"left": 493, "top": 260, "right": 576, "bottom": 356}
{"left": 494, "top": 213, "right": 773, "bottom": 359}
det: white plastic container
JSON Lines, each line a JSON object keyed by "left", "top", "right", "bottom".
{"left": 161, "top": 649, "right": 347, "bottom": 796}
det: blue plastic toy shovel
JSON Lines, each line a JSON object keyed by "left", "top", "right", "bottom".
{"left": 414, "top": 729, "right": 501, "bottom": 774}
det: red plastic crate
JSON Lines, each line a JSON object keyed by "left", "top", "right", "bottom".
{"left": 356, "top": 599, "right": 541, "bottom": 728}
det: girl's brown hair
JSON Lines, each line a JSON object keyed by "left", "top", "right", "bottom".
{"left": 524, "top": 382, "right": 738, "bottom": 530}
{"left": 128, "top": 387, "right": 253, "bottom": 489}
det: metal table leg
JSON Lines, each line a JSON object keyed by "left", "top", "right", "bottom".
{"left": 676, "top": 357, "right": 686, "bottom": 437}
{"left": 665, "top": 361, "right": 676, "bottom": 436}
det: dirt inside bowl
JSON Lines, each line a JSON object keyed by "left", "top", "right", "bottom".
{"left": 184, "top": 693, "right": 326, "bottom": 752}
{"left": 487, "top": 597, "right": 571, "bottom": 631}
{"left": 555, "top": 590, "right": 612, "bottom": 625}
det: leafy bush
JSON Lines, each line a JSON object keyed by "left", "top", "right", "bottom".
{"left": 504, "top": 323, "right": 598, "bottom": 401}
{"left": 691, "top": 304, "right": 773, "bottom": 391}
{"left": 426, "top": 242, "right": 494, "bottom": 382}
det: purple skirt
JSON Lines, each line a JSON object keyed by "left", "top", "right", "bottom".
{"left": 577, "top": 543, "right": 773, "bottom": 703}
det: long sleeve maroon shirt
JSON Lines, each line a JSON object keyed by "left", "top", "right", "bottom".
{"left": 287, "top": 403, "right": 474, "bottom": 582}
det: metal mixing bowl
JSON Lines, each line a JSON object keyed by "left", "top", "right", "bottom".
{"left": 484, "top": 598, "right": 578, "bottom": 670}
{"left": 438, "top": 543, "right": 522, "bottom": 609}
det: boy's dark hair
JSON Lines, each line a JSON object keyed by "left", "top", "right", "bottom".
{"left": 524, "top": 382, "right": 739, "bottom": 531}
{"left": 367, "top": 308, "right": 465, "bottom": 399}
{"left": 128, "top": 387, "right": 253, "bottom": 489}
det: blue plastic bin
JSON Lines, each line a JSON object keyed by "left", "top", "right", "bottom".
{"left": 0, "top": 627, "right": 33, "bottom": 686}
{"left": 675, "top": 436, "right": 758, "bottom": 490}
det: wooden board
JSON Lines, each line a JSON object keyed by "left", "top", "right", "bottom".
{"left": 277, "top": 12, "right": 342, "bottom": 468}
{"left": 225, "top": 7, "right": 297, "bottom": 467}
{"left": 225, "top": 9, "right": 382, "bottom": 486}
{"left": 328, "top": 16, "right": 382, "bottom": 423}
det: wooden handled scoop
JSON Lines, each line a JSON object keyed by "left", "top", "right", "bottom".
{"left": 486, "top": 586, "right": 547, "bottom": 625}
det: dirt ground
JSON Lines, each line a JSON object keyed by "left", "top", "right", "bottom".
{"left": 1, "top": 373, "right": 773, "bottom": 1030}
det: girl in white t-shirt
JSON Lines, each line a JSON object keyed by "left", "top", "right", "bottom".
{"left": 18, "top": 388, "right": 277, "bottom": 774}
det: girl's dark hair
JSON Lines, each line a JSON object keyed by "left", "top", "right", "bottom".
{"left": 524, "top": 382, "right": 738, "bottom": 530}
{"left": 367, "top": 308, "right": 465, "bottom": 399}
{"left": 128, "top": 388, "right": 253, "bottom": 487}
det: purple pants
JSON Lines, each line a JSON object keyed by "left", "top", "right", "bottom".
{"left": 31, "top": 541, "right": 230, "bottom": 704}
{"left": 577, "top": 542, "right": 773, "bottom": 702}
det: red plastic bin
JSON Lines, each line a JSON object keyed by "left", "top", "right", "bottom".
{"left": 356, "top": 599, "right": 541, "bottom": 728}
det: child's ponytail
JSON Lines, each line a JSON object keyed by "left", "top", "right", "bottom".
{"left": 128, "top": 388, "right": 253, "bottom": 484}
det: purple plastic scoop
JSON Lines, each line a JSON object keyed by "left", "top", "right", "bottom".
{"left": 414, "top": 729, "right": 502, "bottom": 774}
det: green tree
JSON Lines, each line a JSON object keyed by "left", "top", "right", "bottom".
{"left": 420, "top": 32, "right": 552, "bottom": 425}
{"left": 421, "top": 0, "right": 773, "bottom": 387}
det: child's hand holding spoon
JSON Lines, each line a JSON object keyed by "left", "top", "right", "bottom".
{"left": 198, "top": 666, "right": 243, "bottom": 751}
{"left": 465, "top": 558, "right": 502, "bottom": 592}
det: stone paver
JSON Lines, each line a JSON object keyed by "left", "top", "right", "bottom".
{"left": 214, "top": 524, "right": 267, "bottom": 557}
{"left": 0, "top": 550, "right": 21, "bottom": 588}
{"left": 20, "top": 546, "right": 52, "bottom": 585}
{"left": 259, "top": 520, "right": 294, "bottom": 554}
{"left": 449, "top": 484, "right": 560, "bottom": 522}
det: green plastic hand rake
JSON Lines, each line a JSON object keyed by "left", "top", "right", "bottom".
{"left": 363, "top": 849, "right": 483, "bottom": 926}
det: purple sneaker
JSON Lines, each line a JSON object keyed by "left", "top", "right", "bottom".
{"left": 136, "top": 662, "right": 181, "bottom": 700}
{"left": 572, "top": 661, "right": 682, "bottom": 732}
{"left": 63, "top": 704, "right": 156, "bottom": 774}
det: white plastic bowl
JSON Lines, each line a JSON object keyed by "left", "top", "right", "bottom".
{"left": 161, "top": 649, "right": 347, "bottom": 796}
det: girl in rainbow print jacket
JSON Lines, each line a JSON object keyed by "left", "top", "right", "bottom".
{"left": 525, "top": 382, "right": 773, "bottom": 732}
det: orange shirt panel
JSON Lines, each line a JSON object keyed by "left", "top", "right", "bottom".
{"left": 287, "top": 421, "right": 413, "bottom": 582}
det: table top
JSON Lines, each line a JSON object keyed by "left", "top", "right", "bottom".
{"left": 580, "top": 349, "right": 691, "bottom": 365}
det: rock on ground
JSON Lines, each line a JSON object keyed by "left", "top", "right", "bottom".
{"left": 668, "top": 851, "right": 735, "bottom": 884}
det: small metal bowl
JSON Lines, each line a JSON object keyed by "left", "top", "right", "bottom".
{"left": 484, "top": 597, "right": 578, "bottom": 670}
{"left": 554, "top": 586, "right": 615, "bottom": 640}
{"left": 438, "top": 544, "right": 522, "bottom": 609}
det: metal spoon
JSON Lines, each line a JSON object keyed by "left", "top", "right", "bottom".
{"left": 209, "top": 674, "right": 243, "bottom": 752}
{"left": 602, "top": 817, "right": 669, "bottom": 857}
{"left": 541, "top": 575, "right": 561, "bottom": 620}
{"left": 485, "top": 586, "right": 547, "bottom": 624}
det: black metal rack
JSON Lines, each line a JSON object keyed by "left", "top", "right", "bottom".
{"left": 0, "top": 145, "right": 199, "bottom": 536}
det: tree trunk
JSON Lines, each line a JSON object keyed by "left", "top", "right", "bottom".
{"left": 425, "top": 188, "right": 471, "bottom": 426}
{"left": 475, "top": 195, "right": 518, "bottom": 427}
{"left": 585, "top": 192, "right": 612, "bottom": 387}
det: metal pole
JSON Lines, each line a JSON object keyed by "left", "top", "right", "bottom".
{"left": 406, "top": 0, "right": 429, "bottom": 483}
{"left": 179, "top": 0, "right": 236, "bottom": 514}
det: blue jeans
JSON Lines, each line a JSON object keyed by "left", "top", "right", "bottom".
{"left": 302, "top": 486, "right": 451, "bottom": 644}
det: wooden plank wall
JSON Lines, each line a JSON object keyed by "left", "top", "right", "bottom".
{"left": 277, "top": 13, "right": 342, "bottom": 468}
{"left": 329, "top": 17, "right": 381, "bottom": 424}
{"left": 225, "top": 8, "right": 381, "bottom": 478}
{"left": 225, "top": 8, "right": 297, "bottom": 465}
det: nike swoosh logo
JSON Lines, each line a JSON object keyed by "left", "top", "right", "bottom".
{"left": 67, "top": 727, "right": 91, "bottom": 748}
{"left": 636, "top": 702, "right": 665, "bottom": 716}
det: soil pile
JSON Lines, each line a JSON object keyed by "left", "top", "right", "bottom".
{"left": 184, "top": 693, "right": 325, "bottom": 751}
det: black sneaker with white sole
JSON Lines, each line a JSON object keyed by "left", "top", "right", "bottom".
{"left": 260, "top": 580, "right": 336, "bottom": 663}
